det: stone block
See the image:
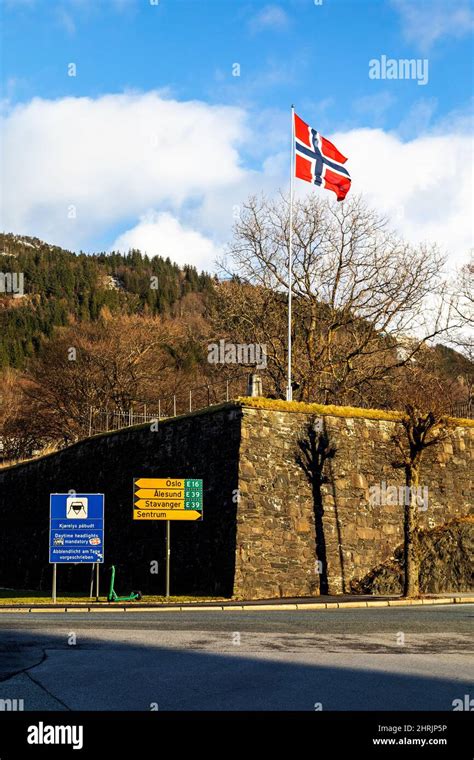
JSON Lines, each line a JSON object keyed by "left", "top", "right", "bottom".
{"left": 296, "top": 518, "right": 312, "bottom": 533}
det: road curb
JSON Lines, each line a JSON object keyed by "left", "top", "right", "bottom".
{"left": 0, "top": 595, "right": 472, "bottom": 613}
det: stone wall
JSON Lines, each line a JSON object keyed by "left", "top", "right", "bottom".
{"left": 353, "top": 517, "right": 474, "bottom": 594}
{"left": 0, "top": 405, "right": 241, "bottom": 596}
{"left": 234, "top": 405, "right": 473, "bottom": 597}
{"left": 0, "top": 400, "right": 472, "bottom": 598}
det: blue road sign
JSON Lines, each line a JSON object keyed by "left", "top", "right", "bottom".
{"left": 49, "top": 493, "right": 104, "bottom": 564}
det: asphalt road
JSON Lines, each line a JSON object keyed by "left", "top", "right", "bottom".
{"left": 0, "top": 605, "right": 472, "bottom": 711}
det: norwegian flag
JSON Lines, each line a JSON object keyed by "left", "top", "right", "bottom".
{"left": 294, "top": 112, "right": 351, "bottom": 201}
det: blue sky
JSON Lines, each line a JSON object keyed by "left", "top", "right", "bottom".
{"left": 1, "top": 0, "right": 473, "bottom": 268}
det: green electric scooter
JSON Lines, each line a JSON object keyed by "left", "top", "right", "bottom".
{"left": 108, "top": 565, "right": 142, "bottom": 602}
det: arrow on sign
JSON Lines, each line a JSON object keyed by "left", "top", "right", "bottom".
{"left": 134, "top": 489, "right": 184, "bottom": 499}
{"left": 135, "top": 478, "right": 184, "bottom": 489}
{"left": 133, "top": 510, "right": 203, "bottom": 521}
{"left": 134, "top": 499, "right": 185, "bottom": 509}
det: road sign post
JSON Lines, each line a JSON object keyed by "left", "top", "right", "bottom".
{"left": 49, "top": 494, "right": 105, "bottom": 602}
{"left": 133, "top": 478, "right": 203, "bottom": 597}
{"left": 52, "top": 563, "right": 57, "bottom": 604}
{"left": 166, "top": 520, "right": 171, "bottom": 598}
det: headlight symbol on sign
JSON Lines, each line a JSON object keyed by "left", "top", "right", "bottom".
{"left": 66, "top": 497, "right": 88, "bottom": 518}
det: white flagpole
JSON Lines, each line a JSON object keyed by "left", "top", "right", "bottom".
{"left": 286, "top": 105, "right": 295, "bottom": 401}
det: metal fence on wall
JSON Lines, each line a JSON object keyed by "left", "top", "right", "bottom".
{"left": 451, "top": 400, "right": 473, "bottom": 420}
{"left": 88, "top": 373, "right": 251, "bottom": 436}
{"left": 88, "top": 380, "right": 473, "bottom": 438}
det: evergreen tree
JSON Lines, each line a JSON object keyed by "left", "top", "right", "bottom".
{"left": 0, "top": 233, "right": 214, "bottom": 368}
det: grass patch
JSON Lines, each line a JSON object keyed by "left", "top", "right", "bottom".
{"left": 238, "top": 397, "right": 403, "bottom": 421}
{"left": 0, "top": 589, "right": 228, "bottom": 606}
{"left": 238, "top": 397, "right": 474, "bottom": 426}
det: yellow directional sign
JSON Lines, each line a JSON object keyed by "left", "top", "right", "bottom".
{"left": 135, "top": 478, "right": 184, "bottom": 489}
{"left": 133, "top": 477, "right": 203, "bottom": 521}
{"left": 134, "top": 509, "right": 202, "bottom": 521}
{"left": 134, "top": 499, "right": 185, "bottom": 510}
{"left": 135, "top": 489, "right": 184, "bottom": 500}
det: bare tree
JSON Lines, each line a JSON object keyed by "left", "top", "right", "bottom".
{"left": 208, "top": 280, "right": 289, "bottom": 397}
{"left": 218, "top": 194, "right": 451, "bottom": 405}
{"left": 22, "top": 315, "right": 199, "bottom": 443}
{"left": 454, "top": 257, "right": 473, "bottom": 343}
{"left": 448, "top": 256, "right": 474, "bottom": 365}
{"left": 0, "top": 370, "right": 50, "bottom": 461}
{"left": 391, "top": 369, "right": 453, "bottom": 597}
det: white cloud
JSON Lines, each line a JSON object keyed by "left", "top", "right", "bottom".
{"left": 396, "top": 97, "right": 438, "bottom": 139}
{"left": 0, "top": 92, "right": 247, "bottom": 254}
{"left": 111, "top": 211, "right": 220, "bottom": 271}
{"left": 392, "top": 0, "right": 474, "bottom": 51}
{"left": 1, "top": 90, "right": 471, "bottom": 272}
{"left": 249, "top": 5, "right": 290, "bottom": 33}
{"left": 330, "top": 126, "right": 473, "bottom": 268}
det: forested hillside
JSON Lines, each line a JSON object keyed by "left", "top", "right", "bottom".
{"left": 0, "top": 204, "right": 472, "bottom": 464}
{"left": 0, "top": 233, "right": 214, "bottom": 368}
